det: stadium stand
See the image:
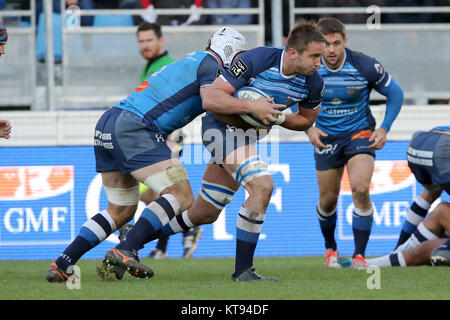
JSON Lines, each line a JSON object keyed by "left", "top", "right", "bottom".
{"left": 0, "top": 1, "right": 448, "bottom": 110}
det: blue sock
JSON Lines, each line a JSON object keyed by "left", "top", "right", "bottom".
{"left": 233, "top": 207, "right": 265, "bottom": 276}
{"left": 55, "top": 210, "right": 116, "bottom": 272}
{"left": 352, "top": 207, "right": 374, "bottom": 258}
{"left": 118, "top": 194, "right": 179, "bottom": 251}
{"left": 143, "top": 211, "right": 194, "bottom": 244}
{"left": 316, "top": 206, "right": 337, "bottom": 251}
{"left": 395, "top": 196, "right": 430, "bottom": 249}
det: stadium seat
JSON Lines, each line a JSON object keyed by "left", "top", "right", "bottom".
{"left": 36, "top": 12, "right": 62, "bottom": 63}
{"left": 93, "top": 15, "right": 134, "bottom": 27}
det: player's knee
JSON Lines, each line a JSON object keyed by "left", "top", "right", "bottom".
{"left": 319, "top": 193, "right": 339, "bottom": 212}
{"left": 318, "top": 202, "right": 337, "bottom": 215}
{"left": 351, "top": 184, "right": 370, "bottom": 201}
{"left": 181, "top": 193, "right": 195, "bottom": 211}
{"left": 246, "top": 175, "right": 274, "bottom": 199}
{"left": 107, "top": 203, "right": 138, "bottom": 228}
{"left": 432, "top": 202, "right": 450, "bottom": 221}
{"left": 163, "top": 188, "right": 194, "bottom": 212}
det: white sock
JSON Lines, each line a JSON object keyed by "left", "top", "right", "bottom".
{"left": 366, "top": 254, "right": 392, "bottom": 267}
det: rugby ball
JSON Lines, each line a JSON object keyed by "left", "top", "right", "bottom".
{"left": 234, "top": 86, "right": 284, "bottom": 129}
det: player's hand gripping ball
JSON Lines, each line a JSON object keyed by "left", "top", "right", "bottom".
{"left": 234, "top": 86, "right": 286, "bottom": 129}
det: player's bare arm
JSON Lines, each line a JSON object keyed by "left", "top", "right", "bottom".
{"left": 201, "top": 77, "right": 283, "bottom": 125}
{"left": 282, "top": 105, "right": 320, "bottom": 132}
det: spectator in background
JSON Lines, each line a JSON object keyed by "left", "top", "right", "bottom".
{"left": 136, "top": 22, "right": 175, "bottom": 82}
{"left": 0, "top": 21, "right": 11, "bottom": 140}
{"left": 208, "top": 0, "right": 253, "bottom": 25}
{"left": 316, "top": 0, "right": 386, "bottom": 24}
{"left": 0, "top": 20, "right": 6, "bottom": 58}
{"left": 140, "top": 0, "right": 205, "bottom": 26}
{"left": 385, "top": 0, "right": 444, "bottom": 23}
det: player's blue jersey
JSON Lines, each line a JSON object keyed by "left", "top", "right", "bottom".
{"left": 114, "top": 51, "right": 223, "bottom": 136}
{"left": 221, "top": 46, "right": 324, "bottom": 110}
{"left": 316, "top": 48, "right": 391, "bottom": 135}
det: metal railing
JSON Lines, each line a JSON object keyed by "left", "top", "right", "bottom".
{"left": 1, "top": 2, "right": 449, "bottom": 110}
{"left": 57, "top": 0, "right": 265, "bottom": 110}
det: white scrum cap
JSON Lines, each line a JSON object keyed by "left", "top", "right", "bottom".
{"left": 209, "top": 27, "right": 248, "bottom": 68}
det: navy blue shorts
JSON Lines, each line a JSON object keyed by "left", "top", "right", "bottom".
{"left": 314, "top": 129, "right": 376, "bottom": 171}
{"left": 201, "top": 113, "right": 266, "bottom": 164}
{"left": 407, "top": 130, "right": 450, "bottom": 194}
{"left": 94, "top": 107, "right": 173, "bottom": 174}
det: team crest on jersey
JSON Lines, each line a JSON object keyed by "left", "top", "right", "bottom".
{"left": 374, "top": 63, "right": 384, "bottom": 74}
{"left": 346, "top": 86, "right": 358, "bottom": 96}
{"left": 230, "top": 59, "right": 248, "bottom": 78}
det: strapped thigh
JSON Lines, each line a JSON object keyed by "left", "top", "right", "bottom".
{"left": 232, "top": 156, "right": 270, "bottom": 187}
{"left": 103, "top": 184, "right": 140, "bottom": 206}
{"left": 199, "top": 180, "right": 236, "bottom": 210}
{"left": 143, "top": 165, "right": 188, "bottom": 195}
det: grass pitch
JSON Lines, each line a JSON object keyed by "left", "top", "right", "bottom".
{"left": 0, "top": 256, "right": 448, "bottom": 300}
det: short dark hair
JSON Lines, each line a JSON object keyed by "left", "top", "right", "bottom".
{"left": 285, "top": 19, "right": 325, "bottom": 54}
{"left": 137, "top": 22, "right": 162, "bottom": 38}
{"left": 317, "top": 17, "right": 346, "bottom": 39}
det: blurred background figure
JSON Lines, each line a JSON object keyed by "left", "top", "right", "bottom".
{"left": 0, "top": 22, "right": 11, "bottom": 140}
{"left": 208, "top": 0, "right": 253, "bottom": 25}
{"left": 136, "top": 22, "right": 175, "bottom": 81}
{"left": 140, "top": 0, "right": 206, "bottom": 26}
{"left": 0, "top": 20, "right": 7, "bottom": 57}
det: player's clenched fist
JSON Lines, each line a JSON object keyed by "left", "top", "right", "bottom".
{"left": 0, "top": 119, "right": 11, "bottom": 139}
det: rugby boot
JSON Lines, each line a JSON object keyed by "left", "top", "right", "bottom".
{"left": 46, "top": 262, "right": 72, "bottom": 283}
{"left": 103, "top": 246, "right": 154, "bottom": 279}
{"left": 183, "top": 227, "right": 203, "bottom": 258}
{"left": 325, "top": 249, "right": 341, "bottom": 268}
{"left": 430, "top": 247, "right": 450, "bottom": 266}
{"left": 231, "top": 266, "right": 278, "bottom": 282}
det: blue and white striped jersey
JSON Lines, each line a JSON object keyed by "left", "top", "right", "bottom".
{"left": 221, "top": 46, "right": 324, "bottom": 110}
{"left": 316, "top": 48, "right": 391, "bottom": 135}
